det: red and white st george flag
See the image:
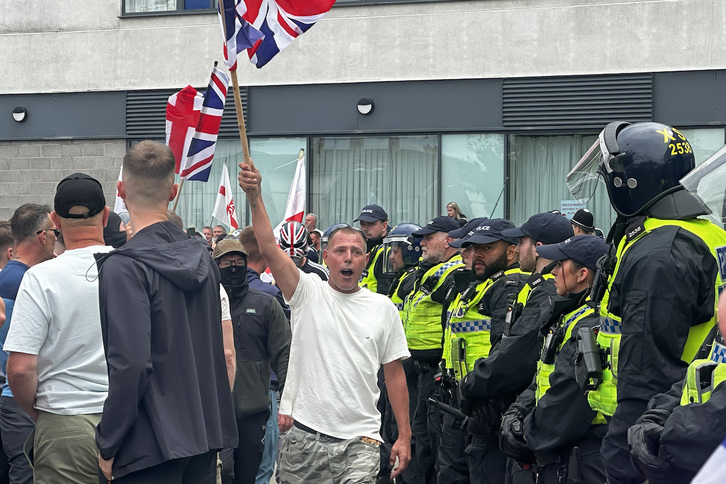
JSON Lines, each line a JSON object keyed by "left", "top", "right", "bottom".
{"left": 273, "top": 153, "right": 306, "bottom": 237}
{"left": 212, "top": 164, "right": 239, "bottom": 229}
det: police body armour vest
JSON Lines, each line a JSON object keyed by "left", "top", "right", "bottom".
{"left": 442, "top": 267, "right": 527, "bottom": 375}
{"left": 360, "top": 244, "right": 385, "bottom": 293}
{"left": 587, "top": 218, "right": 726, "bottom": 417}
{"left": 404, "top": 255, "right": 464, "bottom": 351}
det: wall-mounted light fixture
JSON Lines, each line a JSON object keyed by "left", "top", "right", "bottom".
{"left": 357, "top": 98, "right": 374, "bottom": 115}
{"left": 12, "top": 106, "right": 27, "bottom": 123}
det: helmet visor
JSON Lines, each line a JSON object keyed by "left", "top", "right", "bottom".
{"left": 382, "top": 236, "right": 410, "bottom": 275}
{"left": 680, "top": 144, "right": 726, "bottom": 226}
{"left": 567, "top": 137, "right": 606, "bottom": 204}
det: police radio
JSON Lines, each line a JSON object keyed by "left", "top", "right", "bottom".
{"left": 575, "top": 326, "right": 604, "bottom": 390}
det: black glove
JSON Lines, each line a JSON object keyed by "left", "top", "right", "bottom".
{"left": 628, "top": 411, "right": 671, "bottom": 483}
{"left": 499, "top": 412, "right": 535, "bottom": 465}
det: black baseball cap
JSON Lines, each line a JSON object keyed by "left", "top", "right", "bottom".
{"left": 535, "top": 235, "right": 609, "bottom": 271}
{"left": 450, "top": 218, "right": 518, "bottom": 248}
{"left": 54, "top": 173, "right": 106, "bottom": 219}
{"left": 354, "top": 204, "right": 388, "bottom": 223}
{"left": 571, "top": 209, "right": 595, "bottom": 232}
{"left": 412, "top": 216, "right": 460, "bottom": 237}
{"left": 449, "top": 217, "right": 488, "bottom": 240}
{"left": 501, "top": 212, "right": 574, "bottom": 245}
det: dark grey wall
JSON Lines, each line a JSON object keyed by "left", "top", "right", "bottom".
{"left": 246, "top": 79, "right": 503, "bottom": 135}
{"left": 0, "top": 92, "right": 126, "bottom": 141}
{"left": 653, "top": 70, "right": 726, "bottom": 127}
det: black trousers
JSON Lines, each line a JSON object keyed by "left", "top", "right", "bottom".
{"left": 220, "top": 410, "right": 269, "bottom": 484}
{"left": 105, "top": 450, "right": 217, "bottom": 484}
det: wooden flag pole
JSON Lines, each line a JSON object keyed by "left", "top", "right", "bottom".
{"left": 218, "top": 1, "right": 251, "bottom": 164}
{"left": 172, "top": 178, "right": 185, "bottom": 213}
{"left": 230, "top": 69, "right": 251, "bottom": 164}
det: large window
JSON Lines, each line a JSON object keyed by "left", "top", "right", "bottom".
{"left": 123, "top": 0, "right": 217, "bottom": 15}
{"left": 442, "top": 134, "right": 505, "bottom": 221}
{"left": 175, "top": 137, "right": 304, "bottom": 231}
{"left": 310, "top": 136, "right": 439, "bottom": 230}
{"left": 680, "top": 128, "right": 725, "bottom": 166}
{"left": 508, "top": 134, "right": 616, "bottom": 231}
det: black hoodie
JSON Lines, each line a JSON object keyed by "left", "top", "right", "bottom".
{"left": 95, "top": 221, "right": 238, "bottom": 478}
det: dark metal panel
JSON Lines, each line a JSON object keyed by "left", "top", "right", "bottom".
{"left": 502, "top": 74, "right": 653, "bottom": 129}
{"left": 0, "top": 92, "right": 126, "bottom": 141}
{"left": 246, "top": 79, "right": 502, "bottom": 136}
{"left": 125, "top": 88, "right": 248, "bottom": 139}
{"left": 653, "top": 70, "right": 726, "bottom": 127}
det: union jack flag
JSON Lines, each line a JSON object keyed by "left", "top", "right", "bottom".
{"left": 219, "top": 0, "right": 264, "bottom": 71}
{"left": 173, "top": 67, "right": 229, "bottom": 182}
{"left": 242, "top": 0, "right": 336, "bottom": 68}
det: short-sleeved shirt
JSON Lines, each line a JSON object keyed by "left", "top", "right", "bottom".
{"left": 280, "top": 271, "right": 409, "bottom": 441}
{"left": 4, "top": 245, "right": 112, "bottom": 414}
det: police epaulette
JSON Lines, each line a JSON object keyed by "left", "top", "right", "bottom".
{"left": 490, "top": 270, "right": 505, "bottom": 282}
{"left": 527, "top": 273, "right": 544, "bottom": 289}
{"left": 504, "top": 274, "right": 520, "bottom": 286}
{"left": 625, "top": 216, "right": 647, "bottom": 243}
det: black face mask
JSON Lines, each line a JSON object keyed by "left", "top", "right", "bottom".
{"left": 220, "top": 265, "right": 247, "bottom": 288}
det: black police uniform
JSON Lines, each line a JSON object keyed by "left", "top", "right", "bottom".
{"left": 601, "top": 194, "right": 723, "bottom": 484}
{"left": 457, "top": 263, "right": 528, "bottom": 484}
{"left": 509, "top": 290, "right": 607, "bottom": 484}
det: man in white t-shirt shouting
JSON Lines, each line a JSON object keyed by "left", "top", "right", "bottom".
{"left": 239, "top": 160, "right": 411, "bottom": 483}
{"left": 5, "top": 173, "right": 113, "bottom": 483}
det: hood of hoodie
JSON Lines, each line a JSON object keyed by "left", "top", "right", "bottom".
{"left": 96, "top": 221, "right": 214, "bottom": 292}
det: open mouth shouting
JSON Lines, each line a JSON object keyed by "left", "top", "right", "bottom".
{"left": 341, "top": 268, "right": 354, "bottom": 277}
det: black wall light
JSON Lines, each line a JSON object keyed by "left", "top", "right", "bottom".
{"left": 357, "top": 98, "right": 373, "bottom": 115}
{"left": 12, "top": 106, "right": 27, "bottom": 123}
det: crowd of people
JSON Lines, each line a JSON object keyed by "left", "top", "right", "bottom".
{"left": 0, "top": 120, "right": 724, "bottom": 484}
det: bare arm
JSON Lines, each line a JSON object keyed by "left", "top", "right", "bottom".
{"left": 222, "top": 318, "right": 235, "bottom": 391}
{"left": 0, "top": 298, "right": 5, "bottom": 328}
{"left": 7, "top": 352, "right": 39, "bottom": 421}
{"left": 238, "top": 160, "right": 299, "bottom": 301}
{"left": 383, "top": 359, "right": 412, "bottom": 478}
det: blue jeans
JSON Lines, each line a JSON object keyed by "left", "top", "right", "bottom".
{"left": 255, "top": 390, "right": 279, "bottom": 484}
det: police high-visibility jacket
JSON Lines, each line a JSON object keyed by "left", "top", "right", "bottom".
{"left": 443, "top": 267, "right": 528, "bottom": 377}
{"left": 587, "top": 214, "right": 726, "bottom": 484}
{"left": 518, "top": 291, "right": 607, "bottom": 457}
{"left": 587, "top": 217, "right": 726, "bottom": 418}
{"left": 404, "top": 255, "right": 464, "bottom": 356}
{"left": 360, "top": 243, "right": 395, "bottom": 295}
{"left": 389, "top": 266, "right": 417, "bottom": 325}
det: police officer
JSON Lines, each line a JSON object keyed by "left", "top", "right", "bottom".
{"left": 379, "top": 222, "right": 421, "bottom": 483}
{"left": 462, "top": 212, "right": 574, "bottom": 482}
{"left": 449, "top": 219, "right": 529, "bottom": 484}
{"left": 566, "top": 121, "right": 726, "bottom": 483}
{"left": 627, "top": 148, "right": 726, "bottom": 484}
{"left": 404, "top": 215, "right": 464, "bottom": 483}
{"left": 355, "top": 204, "right": 394, "bottom": 295}
{"left": 502, "top": 235, "right": 609, "bottom": 483}
{"left": 570, "top": 209, "right": 595, "bottom": 236}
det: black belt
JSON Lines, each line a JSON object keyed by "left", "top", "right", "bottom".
{"left": 293, "top": 421, "right": 339, "bottom": 440}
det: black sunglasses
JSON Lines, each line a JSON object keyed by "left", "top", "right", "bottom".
{"left": 36, "top": 228, "right": 61, "bottom": 237}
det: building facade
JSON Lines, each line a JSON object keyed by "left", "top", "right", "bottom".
{"left": 2, "top": 0, "right": 725, "bottom": 231}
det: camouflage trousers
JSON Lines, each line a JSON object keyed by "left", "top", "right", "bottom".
{"left": 278, "top": 424, "right": 380, "bottom": 484}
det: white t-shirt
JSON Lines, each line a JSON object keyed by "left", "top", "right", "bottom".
{"left": 220, "top": 285, "right": 231, "bottom": 322}
{"left": 4, "top": 245, "right": 113, "bottom": 415}
{"left": 280, "top": 270, "right": 410, "bottom": 441}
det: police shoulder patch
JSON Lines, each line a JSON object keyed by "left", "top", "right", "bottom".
{"left": 528, "top": 274, "right": 544, "bottom": 289}
{"left": 246, "top": 308, "right": 256, "bottom": 314}
{"left": 625, "top": 216, "right": 647, "bottom": 243}
{"left": 490, "top": 270, "right": 505, "bottom": 282}
{"left": 716, "top": 245, "right": 726, "bottom": 280}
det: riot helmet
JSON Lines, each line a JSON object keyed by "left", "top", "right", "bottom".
{"left": 279, "top": 221, "right": 308, "bottom": 267}
{"left": 680, "top": 144, "right": 726, "bottom": 227}
{"left": 567, "top": 121, "right": 695, "bottom": 218}
{"left": 382, "top": 223, "right": 422, "bottom": 274}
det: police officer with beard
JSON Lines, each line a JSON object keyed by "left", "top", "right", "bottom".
{"left": 449, "top": 219, "right": 529, "bottom": 484}
{"left": 566, "top": 121, "right": 726, "bottom": 483}
{"left": 213, "top": 239, "right": 291, "bottom": 484}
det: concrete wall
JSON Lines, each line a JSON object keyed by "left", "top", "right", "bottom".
{"left": 0, "top": 140, "right": 124, "bottom": 221}
{"left": 1, "top": 0, "right": 725, "bottom": 94}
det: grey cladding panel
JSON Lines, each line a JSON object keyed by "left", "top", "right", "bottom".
{"left": 126, "top": 88, "right": 248, "bottom": 138}
{"left": 503, "top": 74, "right": 653, "bottom": 129}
